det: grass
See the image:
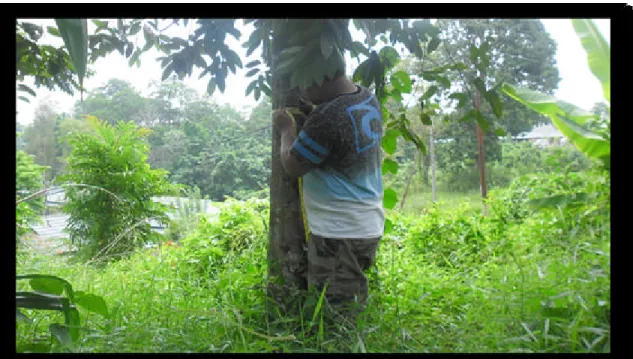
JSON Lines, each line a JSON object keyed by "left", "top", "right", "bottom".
{"left": 16, "top": 171, "right": 610, "bottom": 353}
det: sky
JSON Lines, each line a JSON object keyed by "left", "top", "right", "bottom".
{"left": 16, "top": 18, "right": 610, "bottom": 126}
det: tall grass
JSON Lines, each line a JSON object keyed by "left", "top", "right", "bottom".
{"left": 16, "top": 170, "right": 610, "bottom": 353}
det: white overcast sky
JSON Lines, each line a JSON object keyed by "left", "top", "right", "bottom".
{"left": 16, "top": 18, "right": 610, "bottom": 126}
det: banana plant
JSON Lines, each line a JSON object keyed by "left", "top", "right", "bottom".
{"left": 501, "top": 19, "right": 609, "bottom": 209}
{"left": 502, "top": 19, "right": 610, "bottom": 170}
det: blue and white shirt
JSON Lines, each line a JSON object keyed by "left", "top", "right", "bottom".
{"left": 289, "top": 86, "right": 384, "bottom": 239}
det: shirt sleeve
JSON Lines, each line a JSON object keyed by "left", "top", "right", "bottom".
{"left": 288, "top": 109, "right": 340, "bottom": 170}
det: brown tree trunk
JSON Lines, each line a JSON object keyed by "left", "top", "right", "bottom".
{"left": 475, "top": 71, "right": 488, "bottom": 215}
{"left": 399, "top": 151, "right": 418, "bottom": 211}
{"left": 267, "top": 21, "right": 308, "bottom": 322}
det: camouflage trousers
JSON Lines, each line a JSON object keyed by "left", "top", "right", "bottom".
{"left": 307, "top": 233, "right": 381, "bottom": 326}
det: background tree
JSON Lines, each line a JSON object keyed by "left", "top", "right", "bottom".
{"left": 23, "top": 100, "right": 63, "bottom": 181}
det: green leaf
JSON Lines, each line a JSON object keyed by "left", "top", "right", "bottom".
{"left": 47, "top": 26, "right": 61, "bottom": 37}
{"left": 422, "top": 85, "right": 438, "bottom": 100}
{"left": 474, "top": 110, "right": 489, "bottom": 132}
{"left": 246, "top": 68, "right": 259, "bottom": 78}
{"left": 320, "top": 33, "right": 334, "bottom": 60}
{"left": 469, "top": 45, "right": 479, "bottom": 65}
{"left": 420, "top": 113, "right": 432, "bottom": 126}
{"left": 381, "top": 129, "right": 400, "bottom": 155}
{"left": 18, "top": 96, "right": 30, "bottom": 103}
{"left": 502, "top": 83, "right": 609, "bottom": 166}
{"left": 384, "top": 218, "right": 393, "bottom": 234}
{"left": 494, "top": 128, "right": 506, "bottom": 136}
{"left": 427, "top": 37, "right": 441, "bottom": 53}
{"left": 245, "top": 80, "right": 257, "bottom": 97}
{"left": 245, "top": 60, "right": 260, "bottom": 69}
{"left": 390, "top": 71, "right": 412, "bottom": 93}
{"left": 484, "top": 90, "right": 503, "bottom": 118}
{"left": 18, "top": 84, "right": 36, "bottom": 97}
{"left": 55, "top": 19, "right": 88, "bottom": 88}
{"left": 207, "top": 78, "right": 216, "bottom": 96}
{"left": 92, "top": 20, "right": 108, "bottom": 29}
{"left": 29, "top": 277, "right": 65, "bottom": 296}
{"left": 379, "top": 46, "right": 400, "bottom": 69}
{"left": 16, "top": 308, "right": 32, "bottom": 324}
{"left": 382, "top": 158, "right": 399, "bottom": 175}
{"left": 572, "top": 19, "right": 610, "bottom": 103}
{"left": 383, "top": 188, "right": 398, "bottom": 210}
{"left": 49, "top": 323, "right": 73, "bottom": 348}
{"left": 74, "top": 291, "right": 109, "bottom": 318}
{"left": 472, "top": 78, "right": 487, "bottom": 95}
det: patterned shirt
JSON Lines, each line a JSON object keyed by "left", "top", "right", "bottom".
{"left": 289, "top": 86, "right": 384, "bottom": 239}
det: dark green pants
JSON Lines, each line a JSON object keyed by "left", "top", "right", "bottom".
{"left": 307, "top": 233, "right": 381, "bottom": 325}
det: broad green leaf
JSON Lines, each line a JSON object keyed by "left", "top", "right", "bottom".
{"left": 384, "top": 218, "right": 393, "bottom": 234}
{"left": 472, "top": 78, "right": 486, "bottom": 95}
{"left": 246, "top": 68, "right": 259, "bottom": 78}
{"left": 320, "top": 33, "right": 334, "bottom": 60}
{"left": 47, "top": 26, "right": 60, "bottom": 37}
{"left": 49, "top": 323, "right": 73, "bottom": 348}
{"left": 245, "top": 80, "right": 257, "bottom": 97}
{"left": 390, "top": 71, "right": 412, "bottom": 93}
{"left": 494, "top": 128, "right": 506, "bottom": 136}
{"left": 16, "top": 309, "right": 32, "bottom": 324}
{"left": 74, "top": 291, "right": 109, "bottom": 318}
{"left": 474, "top": 111, "right": 489, "bottom": 132}
{"left": 422, "top": 85, "right": 438, "bottom": 100}
{"left": 382, "top": 158, "right": 399, "bottom": 175}
{"left": 469, "top": 45, "right": 478, "bottom": 65}
{"left": 572, "top": 19, "right": 610, "bottom": 103}
{"left": 55, "top": 19, "right": 88, "bottom": 89}
{"left": 449, "top": 92, "right": 469, "bottom": 108}
{"left": 381, "top": 129, "right": 400, "bottom": 155}
{"left": 420, "top": 113, "right": 432, "bottom": 126}
{"left": 29, "top": 277, "right": 65, "bottom": 296}
{"left": 207, "top": 78, "right": 216, "bottom": 96}
{"left": 383, "top": 188, "right": 398, "bottom": 210}
{"left": 484, "top": 90, "right": 503, "bottom": 119}
{"left": 502, "top": 83, "right": 609, "bottom": 166}
{"left": 390, "top": 89, "right": 402, "bottom": 103}
{"left": 427, "top": 37, "right": 441, "bottom": 53}
{"left": 92, "top": 20, "right": 108, "bottom": 29}
{"left": 18, "top": 96, "right": 30, "bottom": 103}
{"left": 379, "top": 46, "right": 400, "bottom": 68}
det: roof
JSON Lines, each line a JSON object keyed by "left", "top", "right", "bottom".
{"left": 516, "top": 124, "right": 563, "bottom": 139}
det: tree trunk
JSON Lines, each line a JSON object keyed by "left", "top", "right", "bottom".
{"left": 267, "top": 22, "right": 308, "bottom": 322}
{"left": 399, "top": 152, "right": 418, "bottom": 211}
{"left": 474, "top": 71, "right": 488, "bottom": 215}
{"left": 430, "top": 119, "right": 437, "bottom": 203}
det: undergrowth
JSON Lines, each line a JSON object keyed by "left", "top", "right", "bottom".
{"left": 16, "top": 170, "right": 610, "bottom": 353}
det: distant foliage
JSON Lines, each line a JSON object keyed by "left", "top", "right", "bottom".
{"left": 16, "top": 148, "right": 49, "bottom": 242}
{"left": 59, "top": 117, "right": 178, "bottom": 261}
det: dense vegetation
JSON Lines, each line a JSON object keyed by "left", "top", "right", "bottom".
{"left": 16, "top": 18, "right": 609, "bottom": 353}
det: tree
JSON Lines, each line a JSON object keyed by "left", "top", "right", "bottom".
{"left": 74, "top": 79, "right": 149, "bottom": 126}
{"left": 23, "top": 100, "right": 63, "bottom": 181}
{"left": 59, "top": 117, "right": 178, "bottom": 261}
{"left": 21, "top": 18, "right": 479, "bottom": 318}
{"left": 406, "top": 19, "right": 560, "bottom": 192}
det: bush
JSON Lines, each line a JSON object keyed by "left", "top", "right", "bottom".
{"left": 172, "top": 198, "right": 269, "bottom": 277}
{"left": 59, "top": 117, "right": 179, "bottom": 261}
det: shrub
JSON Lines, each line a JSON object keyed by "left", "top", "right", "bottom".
{"left": 59, "top": 117, "right": 179, "bottom": 261}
